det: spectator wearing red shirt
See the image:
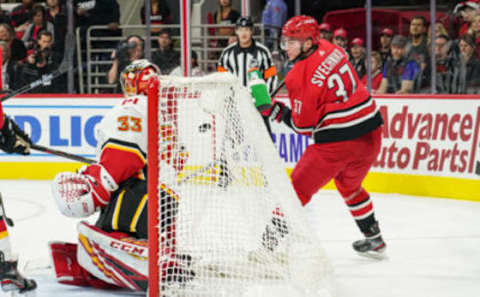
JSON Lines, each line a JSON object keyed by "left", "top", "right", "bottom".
{"left": 140, "top": 0, "right": 171, "bottom": 35}
{"left": 454, "top": 1, "right": 480, "bottom": 37}
{"left": 22, "top": 5, "right": 54, "bottom": 50}
{"left": 362, "top": 51, "right": 383, "bottom": 93}
{"left": 9, "top": 0, "right": 34, "bottom": 36}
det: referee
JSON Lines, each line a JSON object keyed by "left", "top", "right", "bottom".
{"left": 217, "top": 17, "right": 278, "bottom": 93}
{"left": 216, "top": 17, "right": 278, "bottom": 188}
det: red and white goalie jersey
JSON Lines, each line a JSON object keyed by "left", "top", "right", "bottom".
{"left": 284, "top": 39, "right": 383, "bottom": 143}
{"left": 94, "top": 95, "right": 149, "bottom": 183}
{"left": 95, "top": 93, "right": 187, "bottom": 188}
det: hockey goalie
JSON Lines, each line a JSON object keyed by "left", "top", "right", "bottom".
{"left": 50, "top": 59, "right": 193, "bottom": 291}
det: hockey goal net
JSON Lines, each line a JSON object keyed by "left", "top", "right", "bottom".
{"left": 147, "top": 73, "right": 333, "bottom": 297}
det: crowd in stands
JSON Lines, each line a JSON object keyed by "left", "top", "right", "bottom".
{"left": 0, "top": 0, "right": 478, "bottom": 95}
{"left": 314, "top": 1, "right": 480, "bottom": 94}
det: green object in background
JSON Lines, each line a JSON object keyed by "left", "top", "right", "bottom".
{"left": 248, "top": 68, "right": 272, "bottom": 111}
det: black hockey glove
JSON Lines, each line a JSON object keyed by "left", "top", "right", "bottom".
{"left": 262, "top": 101, "right": 288, "bottom": 123}
{"left": 0, "top": 115, "right": 32, "bottom": 155}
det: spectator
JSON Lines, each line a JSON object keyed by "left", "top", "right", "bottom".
{"left": 378, "top": 27, "right": 393, "bottom": 63}
{"left": 75, "top": 0, "right": 121, "bottom": 50}
{"left": 0, "top": 5, "right": 12, "bottom": 25}
{"left": 468, "top": 12, "right": 480, "bottom": 57}
{"left": 361, "top": 51, "right": 383, "bottom": 92}
{"left": 169, "top": 50, "right": 204, "bottom": 77}
{"left": 108, "top": 34, "right": 144, "bottom": 91}
{"left": 46, "top": 0, "right": 67, "bottom": 56}
{"left": 262, "top": 0, "right": 287, "bottom": 49}
{"left": 0, "top": 23, "right": 27, "bottom": 63}
{"left": 453, "top": 1, "right": 479, "bottom": 37}
{"left": 217, "top": 17, "right": 278, "bottom": 93}
{"left": 406, "top": 16, "right": 429, "bottom": 70}
{"left": 318, "top": 22, "right": 332, "bottom": 41}
{"left": 152, "top": 29, "right": 179, "bottom": 75}
{"left": 377, "top": 35, "right": 420, "bottom": 94}
{"left": 22, "top": 5, "right": 54, "bottom": 50}
{"left": 349, "top": 37, "right": 366, "bottom": 78}
{"left": 0, "top": 41, "right": 23, "bottom": 91}
{"left": 140, "top": 0, "right": 171, "bottom": 35}
{"left": 406, "top": 15, "right": 430, "bottom": 91}
{"left": 332, "top": 28, "right": 349, "bottom": 56}
{"left": 458, "top": 34, "right": 480, "bottom": 93}
{"left": 9, "top": 0, "right": 34, "bottom": 36}
{"left": 22, "top": 31, "right": 64, "bottom": 93}
{"left": 433, "top": 34, "right": 461, "bottom": 94}
{"left": 213, "top": 0, "right": 240, "bottom": 48}
{"left": 428, "top": 21, "right": 449, "bottom": 40}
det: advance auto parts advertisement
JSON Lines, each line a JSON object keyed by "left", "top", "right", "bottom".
{"left": 372, "top": 97, "right": 480, "bottom": 179}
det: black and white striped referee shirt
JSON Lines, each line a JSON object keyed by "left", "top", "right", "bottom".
{"left": 217, "top": 40, "right": 278, "bottom": 93}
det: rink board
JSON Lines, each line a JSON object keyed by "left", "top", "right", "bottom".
{"left": 0, "top": 94, "right": 479, "bottom": 201}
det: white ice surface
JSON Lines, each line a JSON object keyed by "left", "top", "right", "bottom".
{"left": 0, "top": 179, "right": 479, "bottom": 297}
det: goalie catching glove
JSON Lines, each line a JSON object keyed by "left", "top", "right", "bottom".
{"left": 52, "top": 164, "right": 119, "bottom": 218}
{"left": 0, "top": 115, "right": 31, "bottom": 155}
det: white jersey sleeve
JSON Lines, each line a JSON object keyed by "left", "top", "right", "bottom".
{"left": 95, "top": 95, "right": 148, "bottom": 157}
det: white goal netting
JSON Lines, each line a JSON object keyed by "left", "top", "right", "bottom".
{"left": 147, "top": 72, "right": 334, "bottom": 297}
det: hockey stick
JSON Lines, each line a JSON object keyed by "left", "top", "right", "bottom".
{"left": 1, "top": 33, "right": 75, "bottom": 103}
{"left": 31, "top": 143, "right": 96, "bottom": 164}
{"left": 269, "top": 80, "right": 285, "bottom": 101}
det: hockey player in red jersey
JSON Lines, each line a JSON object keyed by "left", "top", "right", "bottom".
{"left": 265, "top": 15, "right": 386, "bottom": 257}
{"left": 0, "top": 105, "right": 36, "bottom": 293}
{"left": 50, "top": 59, "right": 193, "bottom": 291}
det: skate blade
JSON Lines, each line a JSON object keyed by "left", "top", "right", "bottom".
{"left": 3, "top": 286, "right": 36, "bottom": 297}
{"left": 356, "top": 249, "right": 387, "bottom": 260}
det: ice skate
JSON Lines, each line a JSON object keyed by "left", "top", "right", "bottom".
{"left": 352, "top": 222, "right": 386, "bottom": 259}
{"left": 0, "top": 253, "right": 37, "bottom": 296}
{"left": 248, "top": 217, "right": 289, "bottom": 265}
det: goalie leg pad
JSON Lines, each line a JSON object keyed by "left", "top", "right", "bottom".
{"left": 76, "top": 221, "right": 149, "bottom": 291}
{"left": 49, "top": 241, "right": 118, "bottom": 289}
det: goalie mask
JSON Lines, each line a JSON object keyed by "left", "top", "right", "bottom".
{"left": 120, "top": 59, "right": 160, "bottom": 96}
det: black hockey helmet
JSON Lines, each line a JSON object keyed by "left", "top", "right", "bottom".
{"left": 236, "top": 17, "right": 253, "bottom": 28}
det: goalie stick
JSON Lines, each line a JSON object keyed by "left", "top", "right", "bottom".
{"left": 31, "top": 144, "right": 95, "bottom": 164}
{"left": 0, "top": 32, "right": 75, "bottom": 103}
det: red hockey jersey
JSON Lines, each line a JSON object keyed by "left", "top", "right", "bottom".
{"left": 284, "top": 39, "right": 383, "bottom": 143}
{"left": 0, "top": 103, "right": 4, "bottom": 129}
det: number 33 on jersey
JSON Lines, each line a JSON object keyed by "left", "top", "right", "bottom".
{"left": 95, "top": 96, "right": 149, "bottom": 160}
{"left": 284, "top": 39, "right": 383, "bottom": 143}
